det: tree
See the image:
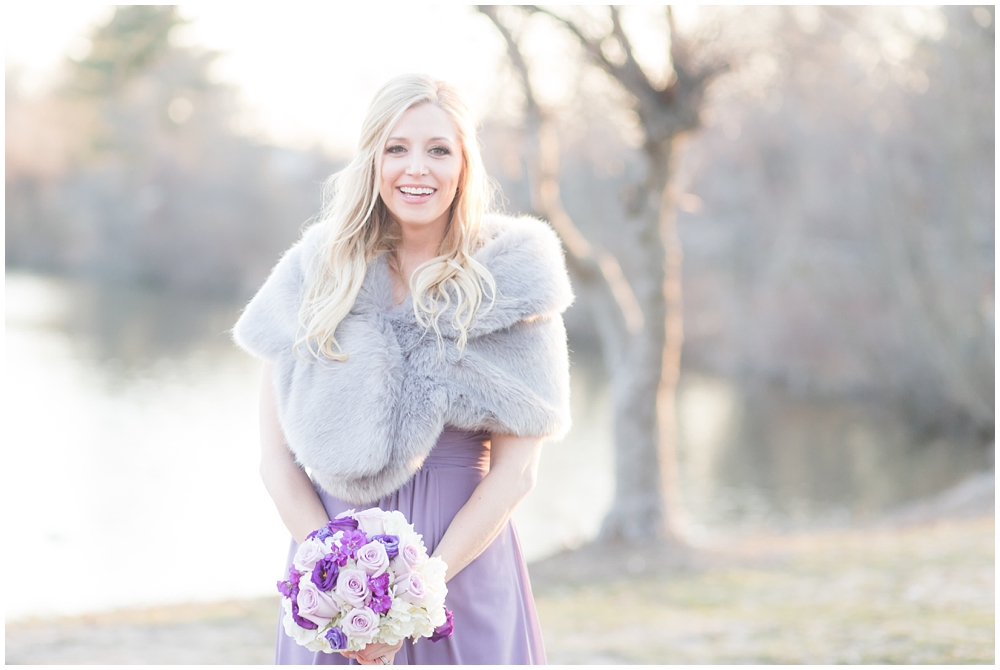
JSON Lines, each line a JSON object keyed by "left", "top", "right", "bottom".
{"left": 6, "top": 6, "right": 337, "bottom": 294}
{"left": 478, "top": 6, "right": 729, "bottom": 543}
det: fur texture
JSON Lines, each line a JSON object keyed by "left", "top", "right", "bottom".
{"left": 232, "top": 213, "right": 574, "bottom": 504}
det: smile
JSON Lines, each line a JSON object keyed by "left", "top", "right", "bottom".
{"left": 398, "top": 186, "right": 435, "bottom": 196}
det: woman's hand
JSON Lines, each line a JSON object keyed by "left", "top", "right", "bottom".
{"left": 339, "top": 640, "right": 403, "bottom": 665}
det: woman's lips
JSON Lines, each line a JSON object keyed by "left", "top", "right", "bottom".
{"left": 397, "top": 186, "right": 436, "bottom": 204}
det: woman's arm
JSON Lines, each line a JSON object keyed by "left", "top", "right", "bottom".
{"left": 258, "top": 361, "right": 330, "bottom": 544}
{"left": 430, "top": 433, "right": 543, "bottom": 582}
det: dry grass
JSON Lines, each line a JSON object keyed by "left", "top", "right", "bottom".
{"left": 534, "top": 517, "right": 995, "bottom": 664}
{"left": 6, "top": 517, "right": 993, "bottom": 664}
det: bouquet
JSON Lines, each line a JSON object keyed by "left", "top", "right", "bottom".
{"left": 277, "top": 508, "right": 454, "bottom": 654}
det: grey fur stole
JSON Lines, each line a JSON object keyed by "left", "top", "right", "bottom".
{"left": 232, "top": 213, "right": 574, "bottom": 504}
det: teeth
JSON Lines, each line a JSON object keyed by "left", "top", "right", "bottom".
{"left": 400, "top": 187, "right": 434, "bottom": 195}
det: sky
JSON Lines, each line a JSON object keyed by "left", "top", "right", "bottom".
{"left": 5, "top": 3, "right": 511, "bottom": 154}
{"left": 4, "top": 4, "right": 702, "bottom": 155}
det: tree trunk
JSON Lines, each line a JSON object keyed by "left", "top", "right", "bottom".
{"left": 600, "top": 138, "right": 684, "bottom": 543}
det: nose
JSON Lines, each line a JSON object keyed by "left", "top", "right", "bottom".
{"left": 405, "top": 152, "right": 428, "bottom": 176}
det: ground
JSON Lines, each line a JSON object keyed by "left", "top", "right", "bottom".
{"left": 7, "top": 512, "right": 992, "bottom": 665}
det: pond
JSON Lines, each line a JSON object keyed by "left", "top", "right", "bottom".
{"left": 5, "top": 271, "right": 988, "bottom": 619}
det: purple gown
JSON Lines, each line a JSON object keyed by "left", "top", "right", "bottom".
{"left": 274, "top": 427, "right": 547, "bottom": 665}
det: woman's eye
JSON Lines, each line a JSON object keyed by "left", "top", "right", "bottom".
{"left": 429, "top": 146, "right": 451, "bottom": 156}
{"left": 385, "top": 145, "right": 406, "bottom": 154}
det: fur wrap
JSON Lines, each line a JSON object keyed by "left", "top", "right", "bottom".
{"left": 232, "top": 213, "right": 574, "bottom": 504}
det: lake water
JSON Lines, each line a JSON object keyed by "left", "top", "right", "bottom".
{"left": 5, "top": 271, "right": 989, "bottom": 619}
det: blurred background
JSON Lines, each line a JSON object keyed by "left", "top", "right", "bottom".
{"left": 5, "top": 4, "right": 994, "bottom": 662}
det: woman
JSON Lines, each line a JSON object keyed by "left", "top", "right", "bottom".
{"left": 233, "top": 74, "right": 573, "bottom": 665}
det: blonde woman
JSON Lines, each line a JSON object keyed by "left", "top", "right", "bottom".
{"left": 233, "top": 74, "right": 572, "bottom": 665}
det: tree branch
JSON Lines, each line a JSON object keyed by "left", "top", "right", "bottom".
{"left": 478, "top": 5, "right": 644, "bottom": 334}
{"left": 476, "top": 6, "right": 541, "bottom": 118}
{"left": 526, "top": 5, "right": 659, "bottom": 103}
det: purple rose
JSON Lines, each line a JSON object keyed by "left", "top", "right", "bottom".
{"left": 335, "top": 568, "right": 371, "bottom": 609}
{"left": 368, "top": 572, "right": 390, "bottom": 597}
{"left": 338, "top": 529, "right": 369, "bottom": 558}
{"left": 429, "top": 609, "right": 454, "bottom": 642}
{"left": 372, "top": 534, "right": 400, "bottom": 559}
{"left": 311, "top": 555, "right": 339, "bottom": 591}
{"left": 325, "top": 627, "right": 348, "bottom": 650}
{"left": 342, "top": 607, "right": 380, "bottom": 639}
{"left": 355, "top": 540, "right": 390, "bottom": 577}
{"left": 327, "top": 514, "right": 359, "bottom": 533}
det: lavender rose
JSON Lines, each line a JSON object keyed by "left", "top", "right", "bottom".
{"left": 399, "top": 542, "right": 428, "bottom": 570}
{"left": 355, "top": 540, "right": 389, "bottom": 577}
{"left": 372, "top": 534, "right": 400, "bottom": 559}
{"left": 354, "top": 509, "right": 386, "bottom": 536}
{"left": 296, "top": 580, "right": 340, "bottom": 624}
{"left": 325, "top": 627, "right": 348, "bottom": 650}
{"left": 311, "top": 555, "right": 339, "bottom": 591}
{"left": 342, "top": 607, "right": 380, "bottom": 639}
{"left": 335, "top": 568, "right": 371, "bottom": 609}
{"left": 293, "top": 539, "right": 328, "bottom": 572}
{"left": 429, "top": 609, "right": 454, "bottom": 643}
{"left": 398, "top": 571, "right": 427, "bottom": 605}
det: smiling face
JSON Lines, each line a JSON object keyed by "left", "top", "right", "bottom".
{"left": 378, "top": 102, "right": 464, "bottom": 238}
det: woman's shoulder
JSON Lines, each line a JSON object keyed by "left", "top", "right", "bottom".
{"left": 231, "top": 224, "right": 326, "bottom": 359}
{"left": 467, "top": 212, "right": 575, "bottom": 331}
{"left": 476, "top": 213, "right": 564, "bottom": 261}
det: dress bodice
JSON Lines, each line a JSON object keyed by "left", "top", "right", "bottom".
{"left": 422, "top": 426, "right": 490, "bottom": 471}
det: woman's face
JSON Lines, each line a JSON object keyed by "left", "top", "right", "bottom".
{"left": 379, "top": 103, "right": 463, "bottom": 237}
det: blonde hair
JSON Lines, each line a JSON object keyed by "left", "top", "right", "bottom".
{"left": 298, "top": 74, "right": 496, "bottom": 361}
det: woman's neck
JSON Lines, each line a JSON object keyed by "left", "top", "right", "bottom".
{"left": 390, "top": 220, "right": 448, "bottom": 303}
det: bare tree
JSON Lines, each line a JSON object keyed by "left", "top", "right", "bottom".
{"left": 478, "top": 6, "right": 728, "bottom": 543}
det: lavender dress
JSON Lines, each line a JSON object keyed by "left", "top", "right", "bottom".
{"left": 274, "top": 427, "right": 546, "bottom": 665}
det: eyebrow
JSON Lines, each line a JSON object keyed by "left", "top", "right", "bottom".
{"left": 386, "top": 136, "right": 455, "bottom": 142}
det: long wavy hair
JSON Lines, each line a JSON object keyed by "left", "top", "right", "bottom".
{"left": 297, "top": 74, "right": 496, "bottom": 361}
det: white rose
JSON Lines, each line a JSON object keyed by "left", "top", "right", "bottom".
{"left": 422, "top": 556, "right": 446, "bottom": 581}
{"left": 411, "top": 615, "right": 435, "bottom": 639}
{"left": 427, "top": 605, "right": 447, "bottom": 628}
{"left": 380, "top": 511, "right": 410, "bottom": 537}
{"left": 420, "top": 557, "right": 448, "bottom": 610}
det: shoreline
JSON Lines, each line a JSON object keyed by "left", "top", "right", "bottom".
{"left": 7, "top": 513, "right": 993, "bottom": 664}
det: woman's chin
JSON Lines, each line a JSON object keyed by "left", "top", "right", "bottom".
{"left": 390, "top": 208, "right": 451, "bottom": 231}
